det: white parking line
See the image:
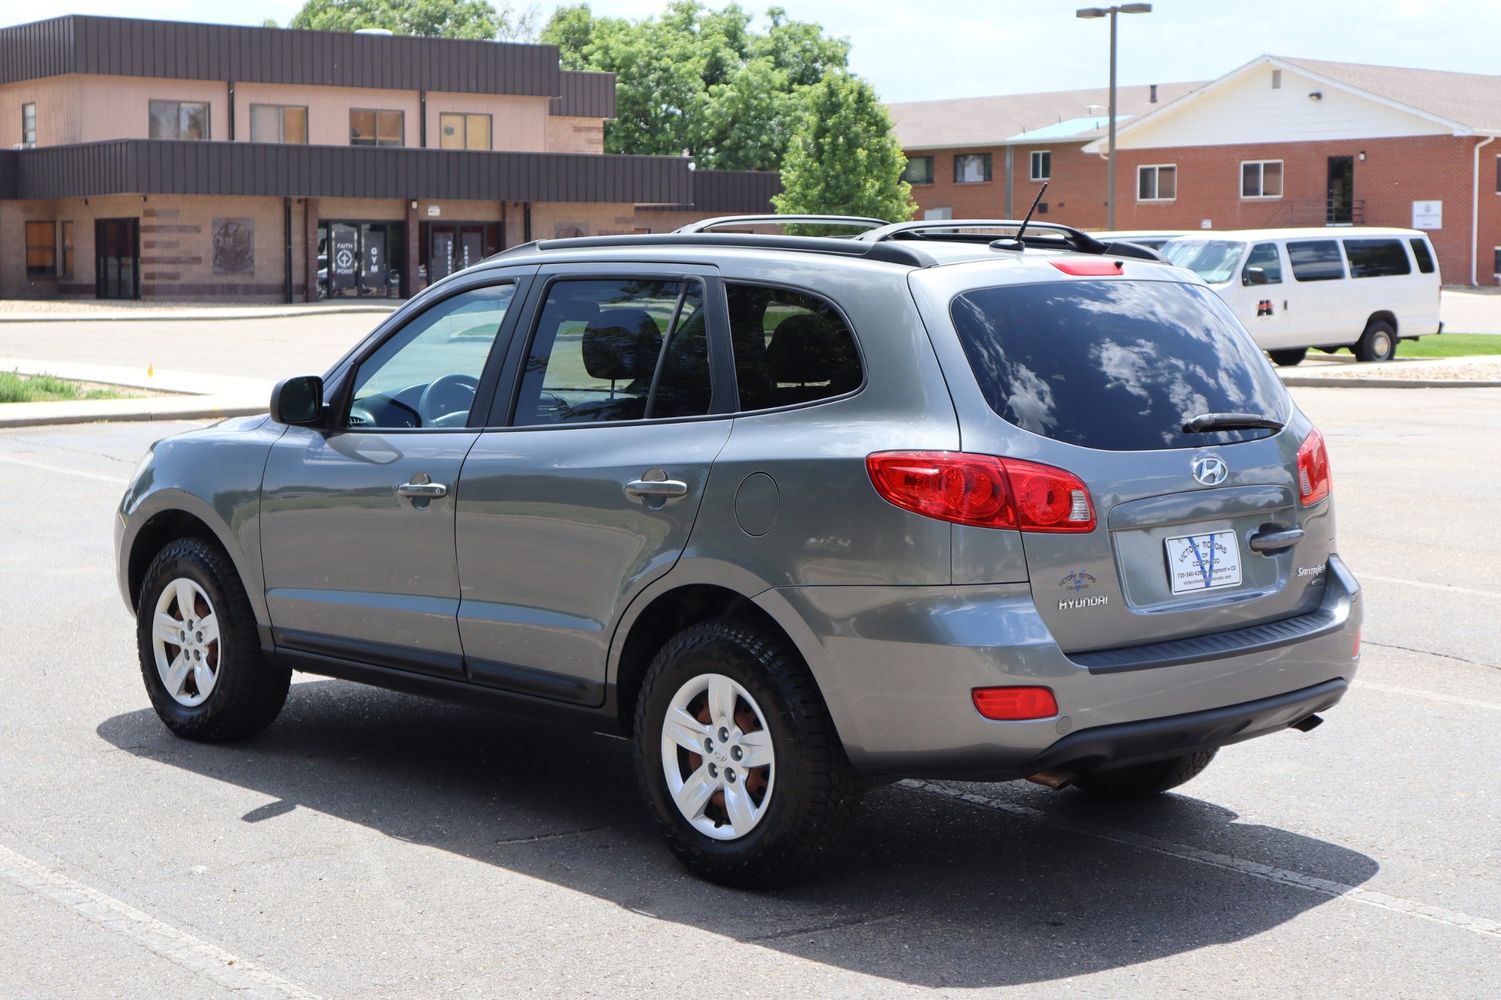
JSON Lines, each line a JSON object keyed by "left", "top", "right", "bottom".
{"left": 1357, "top": 681, "right": 1501, "bottom": 712}
{"left": 0, "top": 842, "right": 322, "bottom": 999}
{"left": 0, "top": 454, "right": 128, "bottom": 485}
{"left": 1362, "top": 573, "right": 1501, "bottom": 600}
{"left": 903, "top": 780, "right": 1501, "bottom": 941}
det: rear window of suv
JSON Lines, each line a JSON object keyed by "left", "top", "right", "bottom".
{"left": 949, "top": 279, "right": 1288, "bottom": 451}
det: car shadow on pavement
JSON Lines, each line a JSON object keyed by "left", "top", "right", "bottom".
{"left": 98, "top": 679, "right": 1378, "bottom": 989}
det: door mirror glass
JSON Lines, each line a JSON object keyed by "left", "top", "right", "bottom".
{"left": 271, "top": 375, "right": 324, "bottom": 425}
{"left": 1244, "top": 266, "right": 1269, "bottom": 286}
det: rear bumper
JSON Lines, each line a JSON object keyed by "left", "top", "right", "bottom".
{"left": 763, "top": 555, "right": 1361, "bottom": 779}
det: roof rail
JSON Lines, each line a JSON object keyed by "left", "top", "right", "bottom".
{"left": 674, "top": 214, "right": 890, "bottom": 234}
{"left": 528, "top": 232, "right": 934, "bottom": 267}
{"left": 858, "top": 219, "right": 1161, "bottom": 261}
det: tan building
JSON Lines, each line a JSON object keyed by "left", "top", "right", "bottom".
{"left": 0, "top": 15, "right": 779, "bottom": 302}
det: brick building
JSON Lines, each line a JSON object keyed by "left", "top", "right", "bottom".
{"left": 0, "top": 15, "right": 779, "bottom": 302}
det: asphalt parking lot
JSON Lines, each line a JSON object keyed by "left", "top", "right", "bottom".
{"left": 1, "top": 386, "right": 1498, "bottom": 999}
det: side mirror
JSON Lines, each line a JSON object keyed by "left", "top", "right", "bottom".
{"left": 270, "top": 375, "right": 324, "bottom": 426}
{"left": 1244, "top": 266, "right": 1270, "bottom": 286}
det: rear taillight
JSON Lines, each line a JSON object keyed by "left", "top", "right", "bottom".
{"left": 866, "top": 451, "right": 1096, "bottom": 532}
{"left": 973, "top": 686, "right": 1059, "bottom": 720}
{"left": 1297, "top": 428, "right": 1331, "bottom": 506}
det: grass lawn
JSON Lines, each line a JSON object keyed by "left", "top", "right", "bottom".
{"left": 0, "top": 370, "right": 129, "bottom": 403}
{"left": 1396, "top": 333, "right": 1501, "bottom": 358}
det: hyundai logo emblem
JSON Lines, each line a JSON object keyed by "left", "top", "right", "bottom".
{"left": 1192, "top": 456, "right": 1229, "bottom": 486}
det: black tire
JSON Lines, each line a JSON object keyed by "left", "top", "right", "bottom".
{"left": 1353, "top": 319, "right": 1397, "bottom": 362}
{"left": 1073, "top": 749, "right": 1218, "bottom": 801}
{"left": 136, "top": 537, "right": 290, "bottom": 742}
{"left": 633, "top": 620, "right": 858, "bottom": 888}
{"left": 1268, "top": 348, "right": 1307, "bottom": 367}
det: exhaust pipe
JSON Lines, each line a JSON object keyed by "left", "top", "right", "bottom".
{"left": 1026, "top": 769, "right": 1078, "bottom": 790}
{"left": 1291, "top": 713, "right": 1324, "bottom": 733}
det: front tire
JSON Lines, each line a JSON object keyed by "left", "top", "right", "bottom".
{"left": 634, "top": 621, "right": 858, "bottom": 888}
{"left": 1354, "top": 319, "right": 1397, "bottom": 362}
{"left": 1073, "top": 749, "right": 1218, "bottom": 800}
{"left": 137, "top": 537, "right": 290, "bottom": 742}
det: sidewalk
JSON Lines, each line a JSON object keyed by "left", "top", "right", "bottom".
{"left": 0, "top": 358, "right": 269, "bottom": 428}
{"left": 0, "top": 301, "right": 400, "bottom": 324}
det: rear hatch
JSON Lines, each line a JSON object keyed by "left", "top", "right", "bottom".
{"left": 921, "top": 267, "right": 1333, "bottom": 654}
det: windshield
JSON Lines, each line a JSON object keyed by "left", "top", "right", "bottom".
{"left": 949, "top": 279, "right": 1288, "bottom": 451}
{"left": 1162, "top": 240, "right": 1248, "bottom": 284}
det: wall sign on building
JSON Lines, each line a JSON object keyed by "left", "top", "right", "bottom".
{"left": 1412, "top": 200, "right": 1442, "bottom": 230}
{"left": 212, "top": 218, "right": 254, "bottom": 275}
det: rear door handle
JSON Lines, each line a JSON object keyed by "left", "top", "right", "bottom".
{"left": 1249, "top": 526, "right": 1304, "bottom": 553}
{"left": 625, "top": 479, "right": 688, "bottom": 499}
{"left": 397, "top": 472, "right": 448, "bottom": 499}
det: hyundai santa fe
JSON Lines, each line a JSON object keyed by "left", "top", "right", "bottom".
{"left": 116, "top": 217, "right": 1361, "bottom": 887}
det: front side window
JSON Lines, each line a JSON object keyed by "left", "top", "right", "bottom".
{"left": 350, "top": 109, "right": 404, "bottom": 146}
{"left": 1030, "top": 149, "right": 1051, "bottom": 181}
{"left": 25, "top": 221, "right": 56, "bottom": 276}
{"left": 1243, "top": 242, "right": 1283, "bottom": 284}
{"left": 954, "top": 153, "right": 992, "bottom": 184}
{"left": 347, "top": 284, "right": 514, "bottom": 429}
{"left": 902, "top": 156, "right": 934, "bottom": 185}
{"left": 21, "top": 102, "right": 36, "bottom": 144}
{"left": 1410, "top": 238, "right": 1436, "bottom": 274}
{"left": 726, "top": 283, "right": 862, "bottom": 411}
{"left": 1241, "top": 160, "right": 1283, "bottom": 198}
{"left": 439, "top": 112, "right": 492, "bottom": 150}
{"left": 148, "top": 100, "right": 210, "bottom": 140}
{"left": 1138, "top": 164, "right": 1176, "bottom": 201}
{"left": 949, "top": 280, "right": 1288, "bottom": 451}
{"left": 513, "top": 279, "right": 710, "bottom": 426}
{"left": 250, "top": 104, "right": 308, "bottom": 144}
{"left": 1288, "top": 240, "right": 1346, "bottom": 282}
{"left": 1344, "top": 238, "right": 1411, "bottom": 278}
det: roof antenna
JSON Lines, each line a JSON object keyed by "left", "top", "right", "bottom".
{"left": 993, "top": 181, "right": 1048, "bottom": 251}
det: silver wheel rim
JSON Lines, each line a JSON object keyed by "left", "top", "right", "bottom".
{"left": 151, "top": 578, "right": 221, "bottom": 707}
{"left": 1375, "top": 330, "right": 1393, "bottom": 358}
{"left": 660, "top": 673, "right": 776, "bottom": 841}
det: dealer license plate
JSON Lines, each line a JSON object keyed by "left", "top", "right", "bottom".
{"left": 1165, "top": 531, "right": 1242, "bottom": 595}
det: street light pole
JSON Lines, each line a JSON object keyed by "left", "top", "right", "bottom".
{"left": 1076, "top": 4, "right": 1151, "bottom": 230}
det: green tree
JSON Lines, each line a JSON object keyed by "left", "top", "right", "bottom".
{"left": 773, "top": 73, "right": 914, "bottom": 222}
{"left": 541, "top": 2, "right": 850, "bottom": 171}
{"left": 288, "top": 0, "right": 536, "bottom": 41}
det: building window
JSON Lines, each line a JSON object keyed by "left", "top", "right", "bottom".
{"left": 350, "top": 109, "right": 404, "bottom": 147}
{"left": 1030, "top": 150, "right": 1051, "bottom": 181}
{"left": 60, "top": 221, "right": 74, "bottom": 277}
{"left": 924, "top": 207, "right": 953, "bottom": 220}
{"left": 1241, "top": 160, "right": 1283, "bottom": 199}
{"left": 1271, "top": 69, "right": 1282, "bottom": 90}
{"left": 1137, "top": 164, "right": 1177, "bottom": 201}
{"left": 1495, "top": 155, "right": 1499, "bottom": 194}
{"left": 21, "top": 102, "right": 36, "bottom": 145}
{"left": 1494, "top": 247, "right": 1500, "bottom": 277}
{"left": 439, "top": 112, "right": 492, "bottom": 150}
{"left": 25, "top": 221, "right": 56, "bottom": 277}
{"left": 250, "top": 104, "right": 308, "bottom": 144}
{"left": 902, "top": 156, "right": 934, "bottom": 185}
{"left": 148, "top": 100, "right": 210, "bottom": 140}
{"left": 954, "top": 153, "right": 992, "bottom": 184}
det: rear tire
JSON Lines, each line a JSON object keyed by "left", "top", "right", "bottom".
{"left": 1268, "top": 348, "right": 1307, "bottom": 367}
{"left": 634, "top": 620, "right": 858, "bottom": 888}
{"left": 1353, "top": 319, "right": 1397, "bottom": 362}
{"left": 1073, "top": 749, "right": 1218, "bottom": 800}
{"left": 137, "top": 537, "right": 290, "bottom": 742}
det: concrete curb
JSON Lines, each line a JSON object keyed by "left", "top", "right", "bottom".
{"left": 0, "top": 304, "right": 398, "bottom": 324}
{"left": 0, "top": 400, "right": 265, "bottom": 428}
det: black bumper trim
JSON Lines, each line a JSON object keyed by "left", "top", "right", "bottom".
{"left": 1070, "top": 606, "right": 1344, "bottom": 673}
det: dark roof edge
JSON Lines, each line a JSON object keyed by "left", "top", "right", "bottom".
{"left": 551, "top": 71, "right": 616, "bottom": 119}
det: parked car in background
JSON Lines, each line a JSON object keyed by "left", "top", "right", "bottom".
{"left": 1161, "top": 227, "right": 1442, "bottom": 365}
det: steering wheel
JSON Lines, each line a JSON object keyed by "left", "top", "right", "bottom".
{"left": 417, "top": 373, "right": 479, "bottom": 427}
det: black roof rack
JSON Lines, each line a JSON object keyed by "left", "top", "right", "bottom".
{"left": 858, "top": 219, "right": 1162, "bottom": 261}
{"left": 674, "top": 214, "right": 889, "bottom": 234}
{"left": 522, "top": 232, "right": 935, "bottom": 267}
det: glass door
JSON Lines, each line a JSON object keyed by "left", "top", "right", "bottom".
{"left": 95, "top": 218, "right": 140, "bottom": 299}
{"left": 1327, "top": 156, "right": 1354, "bottom": 225}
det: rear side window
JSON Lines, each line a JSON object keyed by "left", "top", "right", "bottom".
{"left": 949, "top": 280, "right": 1287, "bottom": 451}
{"left": 1344, "top": 238, "right": 1411, "bottom": 278}
{"left": 726, "top": 283, "right": 862, "bottom": 411}
{"left": 1409, "top": 238, "right": 1436, "bottom": 274}
{"left": 1288, "top": 240, "right": 1345, "bottom": 282}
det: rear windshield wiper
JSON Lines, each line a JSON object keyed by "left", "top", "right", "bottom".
{"left": 1182, "top": 412, "right": 1285, "bottom": 433}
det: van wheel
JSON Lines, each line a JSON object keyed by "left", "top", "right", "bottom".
{"left": 137, "top": 538, "right": 290, "bottom": 742}
{"left": 1268, "top": 348, "right": 1307, "bottom": 367}
{"left": 1354, "top": 319, "right": 1397, "bottom": 362}
{"left": 634, "top": 621, "right": 858, "bottom": 887}
{"left": 1073, "top": 749, "right": 1218, "bottom": 800}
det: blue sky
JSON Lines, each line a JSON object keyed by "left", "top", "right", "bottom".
{"left": 4, "top": 0, "right": 1500, "bottom": 103}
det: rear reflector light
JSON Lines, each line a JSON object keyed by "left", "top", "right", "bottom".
{"left": 973, "top": 687, "right": 1059, "bottom": 720}
{"left": 1353, "top": 630, "right": 1361, "bottom": 658}
{"left": 866, "top": 451, "right": 1096, "bottom": 532}
{"left": 1297, "top": 428, "right": 1331, "bottom": 506}
{"left": 1050, "top": 259, "right": 1124, "bottom": 276}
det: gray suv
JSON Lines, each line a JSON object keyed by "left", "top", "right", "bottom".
{"left": 115, "top": 218, "right": 1362, "bottom": 887}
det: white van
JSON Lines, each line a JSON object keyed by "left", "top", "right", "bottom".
{"left": 1160, "top": 228, "right": 1442, "bottom": 365}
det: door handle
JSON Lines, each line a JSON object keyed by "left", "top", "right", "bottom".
{"left": 398, "top": 482, "right": 448, "bottom": 498}
{"left": 625, "top": 479, "right": 689, "bottom": 499}
{"left": 1249, "top": 526, "right": 1304, "bottom": 553}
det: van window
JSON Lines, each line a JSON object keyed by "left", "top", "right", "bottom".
{"left": 1288, "top": 240, "right": 1345, "bottom": 282}
{"left": 1344, "top": 239, "right": 1411, "bottom": 278}
{"left": 1409, "top": 238, "right": 1436, "bottom": 274}
{"left": 1244, "top": 242, "right": 1282, "bottom": 284}
{"left": 949, "top": 280, "right": 1287, "bottom": 452}
{"left": 1160, "top": 239, "right": 1246, "bottom": 284}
